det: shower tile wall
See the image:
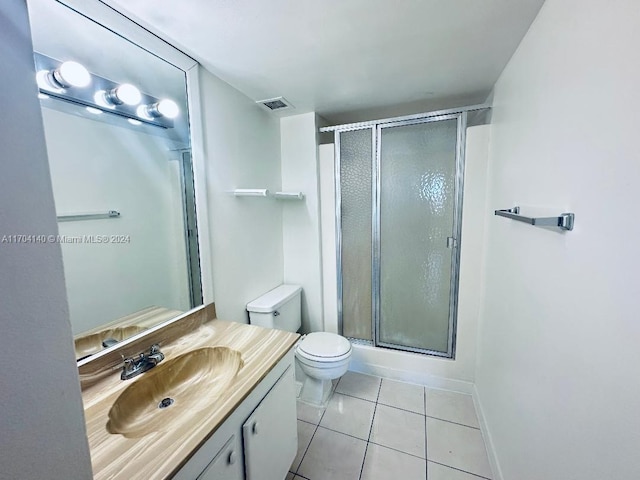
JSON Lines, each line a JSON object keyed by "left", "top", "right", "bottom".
{"left": 288, "top": 371, "right": 492, "bottom": 480}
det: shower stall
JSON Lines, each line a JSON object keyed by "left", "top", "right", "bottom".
{"left": 323, "top": 107, "right": 480, "bottom": 358}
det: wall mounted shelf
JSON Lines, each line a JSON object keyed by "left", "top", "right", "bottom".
{"left": 57, "top": 210, "right": 121, "bottom": 222}
{"left": 495, "top": 206, "right": 575, "bottom": 231}
{"left": 231, "top": 189, "right": 305, "bottom": 200}
{"left": 233, "top": 189, "right": 269, "bottom": 197}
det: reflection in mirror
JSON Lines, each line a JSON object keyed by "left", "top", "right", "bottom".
{"left": 27, "top": 0, "right": 203, "bottom": 360}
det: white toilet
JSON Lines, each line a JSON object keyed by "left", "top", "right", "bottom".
{"left": 247, "top": 284, "right": 352, "bottom": 407}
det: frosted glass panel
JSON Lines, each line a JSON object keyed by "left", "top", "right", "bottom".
{"left": 340, "top": 128, "right": 373, "bottom": 340}
{"left": 379, "top": 119, "right": 458, "bottom": 353}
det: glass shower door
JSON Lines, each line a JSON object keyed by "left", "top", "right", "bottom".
{"left": 376, "top": 116, "right": 461, "bottom": 355}
{"left": 338, "top": 128, "right": 374, "bottom": 341}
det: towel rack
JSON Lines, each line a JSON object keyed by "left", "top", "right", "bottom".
{"left": 57, "top": 210, "right": 121, "bottom": 222}
{"left": 494, "top": 207, "right": 575, "bottom": 231}
{"left": 273, "top": 191, "right": 304, "bottom": 200}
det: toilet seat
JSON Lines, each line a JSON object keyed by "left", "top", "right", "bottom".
{"left": 296, "top": 332, "right": 352, "bottom": 363}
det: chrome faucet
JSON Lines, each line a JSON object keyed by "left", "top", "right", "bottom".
{"left": 120, "top": 344, "right": 165, "bottom": 380}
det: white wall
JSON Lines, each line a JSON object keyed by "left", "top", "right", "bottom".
{"left": 319, "top": 143, "right": 338, "bottom": 334}
{"left": 319, "top": 126, "right": 490, "bottom": 391}
{"left": 43, "top": 108, "right": 190, "bottom": 333}
{"left": 281, "top": 113, "right": 324, "bottom": 333}
{"left": 0, "top": 3, "right": 93, "bottom": 478}
{"left": 199, "top": 69, "right": 284, "bottom": 322}
{"left": 475, "top": 1, "right": 640, "bottom": 478}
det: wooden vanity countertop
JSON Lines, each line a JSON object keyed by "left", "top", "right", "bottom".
{"left": 81, "top": 319, "right": 299, "bottom": 480}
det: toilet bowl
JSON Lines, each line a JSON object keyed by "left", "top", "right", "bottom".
{"left": 295, "top": 332, "right": 352, "bottom": 406}
{"left": 246, "top": 285, "right": 352, "bottom": 407}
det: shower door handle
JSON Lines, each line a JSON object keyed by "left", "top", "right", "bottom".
{"left": 446, "top": 237, "right": 457, "bottom": 249}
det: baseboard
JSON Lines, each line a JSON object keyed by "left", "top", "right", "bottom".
{"left": 349, "top": 356, "right": 475, "bottom": 394}
{"left": 472, "top": 384, "right": 504, "bottom": 480}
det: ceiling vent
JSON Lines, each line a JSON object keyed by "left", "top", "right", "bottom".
{"left": 256, "top": 96, "right": 293, "bottom": 112}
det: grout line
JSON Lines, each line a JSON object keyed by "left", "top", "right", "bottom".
{"left": 376, "top": 400, "right": 426, "bottom": 417}
{"left": 314, "top": 424, "right": 370, "bottom": 443}
{"left": 358, "top": 377, "right": 383, "bottom": 480}
{"left": 294, "top": 402, "right": 326, "bottom": 475}
{"left": 297, "top": 418, "right": 320, "bottom": 427}
{"left": 367, "top": 440, "right": 426, "bottom": 460}
{"left": 293, "top": 422, "right": 319, "bottom": 475}
{"left": 428, "top": 460, "right": 492, "bottom": 480}
{"left": 424, "top": 386, "right": 428, "bottom": 479}
{"left": 425, "top": 415, "right": 481, "bottom": 430}
{"left": 333, "top": 390, "right": 378, "bottom": 404}
{"left": 359, "top": 444, "right": 370, "bottom": 480}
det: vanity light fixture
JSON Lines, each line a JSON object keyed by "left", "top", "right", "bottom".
{"left": 34, "top": 52, "right": 176, "bottom": 129}
{"left": 137, "top": 99, "right": 179, "bottom": 119}
{"left": 36, "top": 60, "right": 91, "bottom": 92}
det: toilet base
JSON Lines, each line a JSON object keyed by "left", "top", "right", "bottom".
{"left": 299, "top": 375, "right": 334, "bottom": 408}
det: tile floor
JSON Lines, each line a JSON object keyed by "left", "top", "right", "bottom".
{"left": 287, "top": 371, "right": 492, "bottom": 480}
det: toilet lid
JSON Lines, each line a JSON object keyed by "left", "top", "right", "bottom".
{"left": 298, "top": 332, "right": 351, "bottom": 358}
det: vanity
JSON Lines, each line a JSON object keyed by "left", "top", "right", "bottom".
{"left": 80, "top": 313, "right": 299, "bottom": 479}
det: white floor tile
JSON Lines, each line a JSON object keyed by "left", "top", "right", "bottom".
{"left": 426, "top": 417, "right": 492, "bottom": 479}
{"left": 286, "top": 472, "right": 295, "bottom": 480}
{"left": 361, "top": 443, "right": 426, "bottom": 480}
{"left": 320, "top": 392, "right": 375, "bottom": 440}
{"left": 428, "top": 462, "right": 490, "bottom": 480}
{"left": 370, "top": 404, "right": 426, "bottom": 458}
{"left": 297, "top": 426, "right": 367, "bottom": 480}
{"left": 296, "top": 400, "right": 325, "bottom": 425}
{"left": 426, "top": 389, "right": 480, "bottom": 428}
{"left": 378, "top": 378, "right": 425, "bottom": 414}
{"left": 335, "top": 371, "right": 381, "bottom": 401}
{"left": 292, "top": 420, "right": 316, "bottom": 472}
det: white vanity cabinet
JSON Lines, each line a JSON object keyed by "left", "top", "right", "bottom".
{"left": 196, "top": 435, "right": 242, "bottom": 480}
{"left": 173, "top": 349, "right": 297, "bottom": 480}
{"left": 242, "top": 360, "right": 297, "bottom": 479}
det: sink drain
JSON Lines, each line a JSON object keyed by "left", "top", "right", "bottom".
{"left": 158, "top": 397, "right": 174, "bottom": 409}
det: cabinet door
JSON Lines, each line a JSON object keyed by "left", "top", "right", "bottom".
{"left": 242, "top": 366, "right": 297, "bottom": 480}
{"left": 197, "top": 435, "right": 243, "bottom": 480}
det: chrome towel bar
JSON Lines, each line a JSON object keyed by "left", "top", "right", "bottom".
{"left": 57, "top": 210, "right": 120, "bottom": 222}
{"left": 494, "top": 206, "right": 574, "bottom": 231}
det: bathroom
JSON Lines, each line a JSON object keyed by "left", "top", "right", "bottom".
{"left": 1, "top": 0, "right": 639, "bottom": 479}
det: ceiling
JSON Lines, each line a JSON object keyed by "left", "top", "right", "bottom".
{"left": 104, "top": 0, "right": 546, "bottom": 124}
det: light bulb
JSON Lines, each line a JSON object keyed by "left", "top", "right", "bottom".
{"left": 55, "top": 61, "right": 91, "bottom": 88}
{"left": 157, "top": 99, "right": 179, "bottom": 118}
{"left": 115, "top": 84, "right": 141, "bottom": 105}
{"left": 36, "top": 70, "right": 62, "bottom": 93}
{"left": 139, "top": 99, "right": 180, "bottom": 119}
{"left": 103, "top": 83, "right": 141, "bottom": 106}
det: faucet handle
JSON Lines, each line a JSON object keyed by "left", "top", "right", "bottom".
{"left": 150, "top": 344, "right": 161, "bottom": 355}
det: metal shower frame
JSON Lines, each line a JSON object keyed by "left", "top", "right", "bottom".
{"left": 321, "top": 103, "right": 490, "bottom": 358}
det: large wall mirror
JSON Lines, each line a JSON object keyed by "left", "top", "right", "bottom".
{"left": 27, "top": 0, "right": 205, "bottom": 361}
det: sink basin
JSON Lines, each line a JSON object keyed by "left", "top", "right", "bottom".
{"left": 75, "top": 326, "right": 147, "bottom": 358}
{"left": 106, "top": 346, "right": 244, "bottom": 438}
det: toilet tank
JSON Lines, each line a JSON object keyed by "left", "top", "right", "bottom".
{"left": 246, "top": 285, "right": 302, "bottom": 332}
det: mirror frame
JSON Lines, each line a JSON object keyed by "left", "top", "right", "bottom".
{"left": 50, "top": 0, "right": 213, "bottom": 366}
